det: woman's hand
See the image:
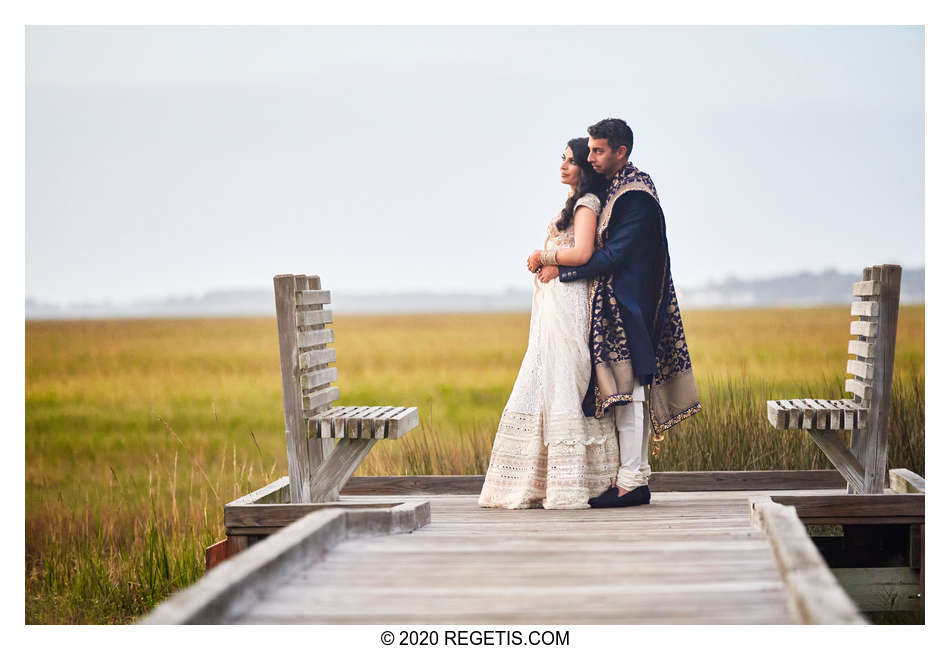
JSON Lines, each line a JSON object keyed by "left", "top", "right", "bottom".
{"left": 537, "top": 265, "right": 558, "bottom": 283}
{"left": 527, "top": 250, "right": 542, "bottom": 273}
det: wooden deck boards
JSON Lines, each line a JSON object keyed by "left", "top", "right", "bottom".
{"left": 224, "top": 489, "right": 848, "bottom": 624}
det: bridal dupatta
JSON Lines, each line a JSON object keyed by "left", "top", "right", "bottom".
{"left": 586, "top": 162, "right": 702, "bottom": 444}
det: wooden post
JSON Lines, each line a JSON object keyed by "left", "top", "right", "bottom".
{"left": 274, "top": 274, "right": 311, "bottom": 503}
{"left": 864, "top": 265, "right": 901, "bottom": 494}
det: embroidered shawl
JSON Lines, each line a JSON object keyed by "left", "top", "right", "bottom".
{"left": 587, "top": 162, "right": 702, "bottom": 441}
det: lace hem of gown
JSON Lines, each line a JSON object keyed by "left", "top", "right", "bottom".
{"left": 498, "top": 410, "right": 613, "bottom": 447}
{"left": 477, "top": 410, "right": 619, "bottom": 510}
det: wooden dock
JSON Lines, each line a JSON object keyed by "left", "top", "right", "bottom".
{"left": 226, "top": 489, "right": 806, "bottom": 624}
{"left": 143, "top": 470, "right": 925, "bottom": 625}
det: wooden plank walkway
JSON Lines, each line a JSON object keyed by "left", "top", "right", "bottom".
{"left": 222, "top": 488, "right": 848, "bottom": 624}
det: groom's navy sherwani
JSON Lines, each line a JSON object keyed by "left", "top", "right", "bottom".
{"left": 558, "top": 191, "right": 660, "bottom": 387}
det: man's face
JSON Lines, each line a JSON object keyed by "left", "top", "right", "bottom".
{"left": 587, "top": 137, "right": 627, "bottom": 177}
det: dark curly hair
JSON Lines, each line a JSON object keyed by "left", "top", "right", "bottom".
{"left": 556, "top": 137, "right": 609, "bottom": 231}
{"left": 587, "top": 118, "right": 634, "bottom": 158}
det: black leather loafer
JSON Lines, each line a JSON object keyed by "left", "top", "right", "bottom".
{"left": 588, "top": 486, "right": 619, "bottom": 508}
{"left": 615, "top": 485, "right": 651, "bottom": 507}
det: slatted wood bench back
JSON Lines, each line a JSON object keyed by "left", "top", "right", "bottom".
{"left": 766, "top": 265, "right": 902, "bottom": 494}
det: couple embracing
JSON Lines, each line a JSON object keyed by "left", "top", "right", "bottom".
{"left": 478, "top": 118, "right": 702, "bottom": 510}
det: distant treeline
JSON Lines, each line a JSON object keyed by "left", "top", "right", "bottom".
{"left": 26, "top": 267, "right": 923, "bottom": 319}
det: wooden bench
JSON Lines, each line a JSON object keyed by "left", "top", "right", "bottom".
{"left": 274, "top": 274, "right": 419, "bottom": 503}
{"left": 766, "top": 265, "right": 902, "bottom": 495}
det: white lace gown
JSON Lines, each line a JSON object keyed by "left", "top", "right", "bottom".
{"left": 478, "top": 194, "right": 620, "bottom": 509}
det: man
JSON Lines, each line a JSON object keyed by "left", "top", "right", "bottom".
{"left": 537, "top": 118, "right": 701, "bottom": 508}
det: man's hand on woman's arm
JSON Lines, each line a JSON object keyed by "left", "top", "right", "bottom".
{"left": 537, "top": 265, "right": 558, "bottom": 283}
{"left": 527, "top": 250, "right": 542, "bottom": 273}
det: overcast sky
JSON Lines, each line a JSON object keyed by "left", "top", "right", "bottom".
{"left": 25, "top": 26, "right": 923, "bottom": 304}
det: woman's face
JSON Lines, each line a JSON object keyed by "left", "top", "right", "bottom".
{"left": 560, "top": 146, "right": 581, "bottom": 189}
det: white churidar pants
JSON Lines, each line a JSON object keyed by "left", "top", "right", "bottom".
{"left": 613, "top": 380, "right": 652, "bottom": 490}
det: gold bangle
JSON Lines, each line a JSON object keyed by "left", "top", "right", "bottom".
{"left": 540, "top": 249, "right": 558, "bottom": 266}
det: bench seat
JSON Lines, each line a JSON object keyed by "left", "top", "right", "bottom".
{"left": 308, "top": 406, "right": 419, "bottom": 440}
{"left": 767, "top": 399, "right": 867, "bottom": 431}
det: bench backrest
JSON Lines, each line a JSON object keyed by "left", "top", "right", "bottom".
{"left": 846, "top": 264, "right": 902, "bottom": 493}
{"left": 273, "top": 274, "right": 338, "bottom": 502}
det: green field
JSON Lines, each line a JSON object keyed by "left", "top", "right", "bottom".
{"left": 25, "top": 306, "right": 925, "bottom": 624}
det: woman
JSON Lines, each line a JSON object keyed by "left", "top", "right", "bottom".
{"left": 478, "top": 138, "right": 619, "bottom": 509}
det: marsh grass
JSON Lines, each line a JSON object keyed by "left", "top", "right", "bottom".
{"left": 25, "top": 307, "right": 924, "bottom": 623}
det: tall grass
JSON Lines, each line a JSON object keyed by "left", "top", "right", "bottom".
{"left": 25, "top": 306, "right": 924, "bottom": 623}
